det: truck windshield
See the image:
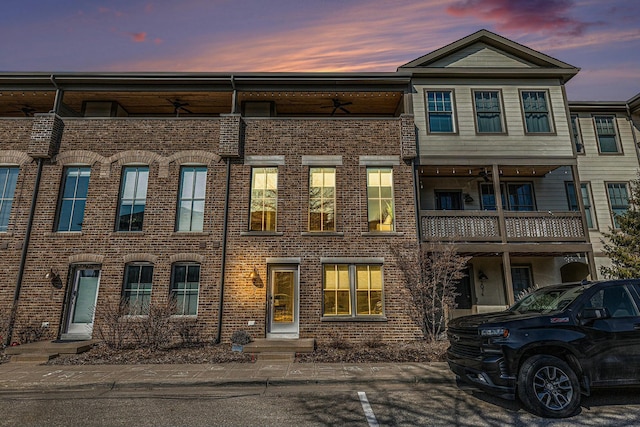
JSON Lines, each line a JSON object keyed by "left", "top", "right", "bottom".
{"left": 510, "top": 285, "right": 585, "bottom": 314}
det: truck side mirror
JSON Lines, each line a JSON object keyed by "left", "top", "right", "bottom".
{"left": 580, "top": 307, "right": 610, "bottom": 324}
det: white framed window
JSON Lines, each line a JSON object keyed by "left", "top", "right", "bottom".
{"left": 426, "top": 90, "right": 456, "bottom": 133}
{"left": 123, "top": 263, "right": 153, "bottom": 315}
{"left": 521, "top": 90, "right": 553, "bottom": 133}
{"left": 570, "top": 115, "right": 584, "bottom": 153}
{"left": 473, "top": 90, "right": 504, "bottom": 133}
{"left": 367, "top": 168, "right": 394, "bottom": 232}
{"left": 176, "top": 166, "right": 207, "bottom": 232}
{"left": 607, "top": 182, "right": 629, "bottom": 228}
{"left": 117, "top": 166, "right": 149, "bottom": 231}
{"left": 57, "top": 167, "right": 90, "bottom": 232}
{"left": 566, "top": 181, "right": 595, "bottom": 229}
{"left": 0, "top": 167, "right": 19, "bottom": 232}
{"left": 323, "top": 263, "right": 383, "bottom": 317}
{"left": 594, "top": 115, "right": 620, "bottom": 153}
{"left": 480, "top": 182, "right": 535, "bottom": 211}
{"left": 170, "top": 263, "right": 200, "bottom": 316}
{"left": 249, "top": 167, "right": 278, "bottom": 231}
{"left": 309, "top": 167, "right": 336, "bottom": 232}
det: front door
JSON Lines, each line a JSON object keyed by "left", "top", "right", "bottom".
{"left": 267, "top": 265, "right": 299, "bottom": 338}
{"left": 62, "top": 268, "right": 101, "bottom": 340}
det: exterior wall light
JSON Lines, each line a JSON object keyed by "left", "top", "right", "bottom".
{"left": 478, "top": 270, "right": 488, "bottom": 296}
{"left": 45, "top": 268, "right": 63, "bottom": 289}
{"left": 248, "top": 267, "right": 260, "bottom": 287}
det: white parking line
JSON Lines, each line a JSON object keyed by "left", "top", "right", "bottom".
{"left": 358, "top": 391, "right": 379, "bottom": 427}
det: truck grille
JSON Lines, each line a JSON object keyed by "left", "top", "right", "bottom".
{"left": 448, "top": 326, "right": 481, "bottom": 359}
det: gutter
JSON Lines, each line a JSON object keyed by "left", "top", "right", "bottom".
{"left": 5, "top": 158, "right": 45, "bottom": 347}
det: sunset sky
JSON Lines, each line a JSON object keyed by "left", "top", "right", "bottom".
{"left": 1, "top": 0, "right": 638, "bottom": 101}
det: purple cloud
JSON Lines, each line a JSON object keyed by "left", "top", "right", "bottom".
{"left": 447, "top": 0, "right": 592, "bottom": 36}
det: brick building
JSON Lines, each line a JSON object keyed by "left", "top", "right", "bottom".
{"left": 1, "top": 30, "right": 639, "bottom": 345}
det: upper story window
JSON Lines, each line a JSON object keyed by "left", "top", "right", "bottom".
{"left": 170, "top": 263, "right": 200, "bottom": 316}
{"left": 123, "top": 263, "right": 153, "bottom": 315}
{"left": 521, "top": 90, "right": 553, "bottom": 133}
{"left": 0, "top": 167, "right": 19, "bottom": 232}
{"left": 473, "top": 90, "right": 504, "bottom": 133}
{"left": 367, "top": 168, "right": 394, "bottom": 232}
{"left": 570, "top": 115, "right": 584, "bottom": 153}
{"left": 57, "top": 167, "right": 90, "bottom": 232}
{"left": 566, "top": 182, "right": 595, "bottom": 229}
{"left": 323, "top": 263, "right": 383, "bottom": 318}
{"left": 309, "top": 167, "right": 336, "bottom": 232}
{"left": 176, "top": 166, "right": 207, "bottom": 232}
{"left": 594, "top": 115, "right": 620, "bottom": 153}
{"left": 250, "top": 167, "right": 278, "bottom": 231}
{"left": 426, "top": 90, "right": 456, "bottom": 133}
{"left": 117, "top": 166, "right": 149, "bottom": 232}
{"left": 480, "top": 182, "right": 535, "bottom": 211}
{"left": 607, "top": 182, "right": 629, "bottom": 228}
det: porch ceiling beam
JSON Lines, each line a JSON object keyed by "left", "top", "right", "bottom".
{"left": 450, "top": 242, "right": 593, "bottom": 254}
{"left": 417, "top": 156, "right": 576, "bottom": 166}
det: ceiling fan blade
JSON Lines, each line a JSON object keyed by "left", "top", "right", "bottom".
{"left": 339, "top": 107, "right": 351, "bottom": 114}
{"left": 331, "top": 107, "right": 338, "bottom": 116}
{"left": 340, "top": 101, "right": 353, "bottom": 107}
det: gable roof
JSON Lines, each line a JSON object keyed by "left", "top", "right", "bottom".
{"left": 398, "top": 29, "right": 579, "bottom": 82}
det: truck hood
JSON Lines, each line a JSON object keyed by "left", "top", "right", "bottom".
{"left": 450, "top": 310, "right": 547, "bottom": 328}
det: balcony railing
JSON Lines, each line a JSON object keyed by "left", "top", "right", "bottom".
{"left": 421, "top": 210, "right": 586, "bottom": 242}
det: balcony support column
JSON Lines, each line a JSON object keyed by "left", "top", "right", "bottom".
{"left": 492, "top": 164, "right": 507, "bottom": 243}
{"left": 502, "top": 252, "right": 515, "bottom": 306}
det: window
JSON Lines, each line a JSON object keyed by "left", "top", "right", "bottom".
{"left": 170, "top": 264, "right": 200, "bottom": 316}
{"left": 521, "top": 91, "right": 552, "bottom": 133}
{"left": 117, "top": 166, "right": 149, "bottom": 231}
{"left": 176, "top": 166, "right": 207, "bottom": 232}
{"left": 426, "top": 90, "right": 455, "bottom": 133}
{"left": 570, "top": 115, "right": 584, "bottom": 153}
{"left": 480, "top": 182, "right": 534, "bottom": 211}
{"left": 474, "top": 90, "right": 504, "bottom": 133}
{"left": 309, "top": 167, "right": 335, "bottom": 231}
{"left": 511, "top": 266, "right": 533, "bottom": 298}
{"left": 367, "top": 168, "right": 394, "bottom": 232}
{"left": 594, "top": 116, "right": 619, "bottom": 153}
{"left": 0, "top": 167, "right": 19, "bottom": 232}
{"left": 435, "top": 190, "right": 463, "bottom": 210}
{"left": 607, "top": 183, "right": 629, "bottom": 228}
{"left": 587, "top": 286, "right": 639, "bottom": 318}
{"left": 123, "top": 264, "right": 153, "bottom": 315}
{"left": 250, "top": 167, "right": 278, "bottom": 231}
{"left": 57, "top": 167, "right": 90, "bottom": 232}
{"left": 566, "top": 182, "right": 594, "bottom": 229}
{"left": 323, "top": 264, "right": 383, "bottom": 317}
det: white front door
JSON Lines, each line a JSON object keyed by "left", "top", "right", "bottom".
{"left": 62, "top": 268, "right": 101, "bottom": 340}
{"left": 267, "top": 265, "right": 299, "bottom": 338}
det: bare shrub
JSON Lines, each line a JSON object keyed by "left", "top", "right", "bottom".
{"left": 392, "top": 242, "right": 471, "bottom": 341}
{"left": 96, "top": 298, "right": 131, "bottom": 350}
{"left": 17, "top": 323, "right": 51, "bottom": 344}
{"left": 0, "top": 311, "right": 9, "bottom": 347}
{"left": 230, "top": 330, "right": 252, "bottom": 345}
{"left": 175, "top": 319, "right": 202, "bottom": 347}
{"left": 364, "top": 336, "right": 386, "bottom": 349}
{"left": 131, "top": 300, "right": 177, "bottom": 351}
{"left": 327, "top": 332, "right": 351, "bottom": 350}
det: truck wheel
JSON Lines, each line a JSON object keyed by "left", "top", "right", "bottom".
{"left": 517, "top": 355, "right": 580, "bottom": 418}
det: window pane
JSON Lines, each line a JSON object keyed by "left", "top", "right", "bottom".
{"left": 0, "top": 167, "right": 19, "bottom": 232}
{"left": 367, "top": 168, "right": 394, "bottom": 232}
{"left": 427, "top": 91, "right": 454, "bottom": 133}
{"left": 250, "top": 168, "right": 277, "bottom": 231}
{"left": 522, "top": 91, "right": 551, "bottom": 133}
{"left": 309, "top": 167, "right": 336, "bottom": 232}
{"left": 507, "top": 183, "right": 534, "bottom": 211}
{"left": 475, "top": 91, "right": 502, "bottom": 133}
{"left": 118, "top": 167, "right": 148, "bottom": 231}
{"left": 58, "top": 167, "right": 91, "bottom": 232}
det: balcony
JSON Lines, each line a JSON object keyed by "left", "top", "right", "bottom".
{"left": 421, "top": 210, "right": 586, "bottom": 242}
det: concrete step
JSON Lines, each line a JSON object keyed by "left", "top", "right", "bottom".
{"left": 243, "top": 338, "right": 315, "bottom": 354}
{"left": 5, "top": 340, "right": 98, "bottom": 356}
{"left": 256, "top": 352, "right": 295, "bottom": 362}
{"left": 11, "top": 353, "right": 58, "bottom": 363}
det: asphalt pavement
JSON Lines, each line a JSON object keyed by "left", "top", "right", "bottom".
{"left": 0, "top": 360, "right": 454, "bottom": 392}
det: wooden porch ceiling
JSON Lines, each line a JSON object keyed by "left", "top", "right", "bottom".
{"left": 418, "top": 165, "right": 562, "bottom": 178}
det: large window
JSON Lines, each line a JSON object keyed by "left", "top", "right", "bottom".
{"left": 250, "top": 167, "right": 278, "bottom": 231}
{"left": 594, "top": 116, "right": 619, "bottom": 153}
{"left": 323, "top": 264, "right": 383, "bottom": 317}
{"left": 367, "top": 168, "right": 394, "bottom": 232}
{"left": 512, "top": 266, "right": 533, "bottom": 299}
{"left": 566, "top": 182, "right": 594, "bottom": 229}
{"left": 0, "top": 167, "right": 19, "bottom": 232}
{"left": 170, "top": 264, "right": 200, "bottom": 316}
{"left": 607, "top": 183, "right": 629, "bottom": 228}
{"left": 480, "top": 182, "right": 534, "bottom": 211}
{"left": 426, "top": 90, "right": 455, "bottom": 133}
{"left": 57, "top": 167, "right": 90, "bottom": 232}
{"left": 123, "top": 264, "right": 153, "bottom": 315}
{"left": 474, "top": 90, "right": 504, "bottom": 133}
{"left": 176, "top": 166, "right": 207, "bottom": 232}
{"left": 521, "top": 91, "right": 552, "bottom": 133}
{"left": 570, "top": 115, "right": 584, "bottom": 153}
{"left": 117, "top": 166, "right": 149, "bottom": 231}
{"left": 309, "top": 167, "right": 335, "bottom": 232}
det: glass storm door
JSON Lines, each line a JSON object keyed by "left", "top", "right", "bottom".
{"left": 64, "top": 268, "right": 101, "bottom": 339}
{"left": 267, "top": 266, "right": 299, "bottom": 338}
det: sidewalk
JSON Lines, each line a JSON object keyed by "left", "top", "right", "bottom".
{"left": 0, "top": 361, "right": 454, "bottom": 392}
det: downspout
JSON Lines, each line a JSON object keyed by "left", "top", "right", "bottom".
{"left": 215, "top": 76, "right": 236, "bottom": 344}
{"left": 5, "top": 158, "right": 45, "bottom": 347}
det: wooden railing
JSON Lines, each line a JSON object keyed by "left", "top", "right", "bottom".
{"left": 421, "top": 210, "right": 586, "bottom": 242}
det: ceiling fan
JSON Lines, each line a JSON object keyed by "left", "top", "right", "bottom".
{"left": 166, "top": 99, "right": 193, "bottom": 117}
{"left": 13, "top": 105, "right": 36, "bottom": 117}
{"left": 321, "top": 98, "right": 352, "bottom": 116}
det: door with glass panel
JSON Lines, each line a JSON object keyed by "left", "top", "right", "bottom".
{"left": 63, "top": 267, "right": 101, "bottom": 340}
{"left": 267, "top": 265, "right": 299, "bottom": 338}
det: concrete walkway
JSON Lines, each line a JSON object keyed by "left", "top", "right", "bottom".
{"left": 0, "top": 361, "right": 454, "bottom": 392}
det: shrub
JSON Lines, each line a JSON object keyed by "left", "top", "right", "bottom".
{"left": 327, "top": 332, "right": 351, "bottom": 350}
{"left": 96, "top": 298, "right": 131, "bottom": 350}
{"left": 17, "top": 323, "right": 50, "bottom": 344}
{"left": 230, "top": 330, "right": 252, "bottom": 345}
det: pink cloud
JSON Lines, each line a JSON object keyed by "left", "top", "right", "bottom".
{"left": 129, "top": 32, "right": 147, "bottom": 42}
{"left": 447, "top": 0, "right": 592, "bottom": 36}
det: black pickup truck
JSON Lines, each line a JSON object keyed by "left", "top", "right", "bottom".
{"left": 447, "top": 279, "right": 640, "bottom": 417}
